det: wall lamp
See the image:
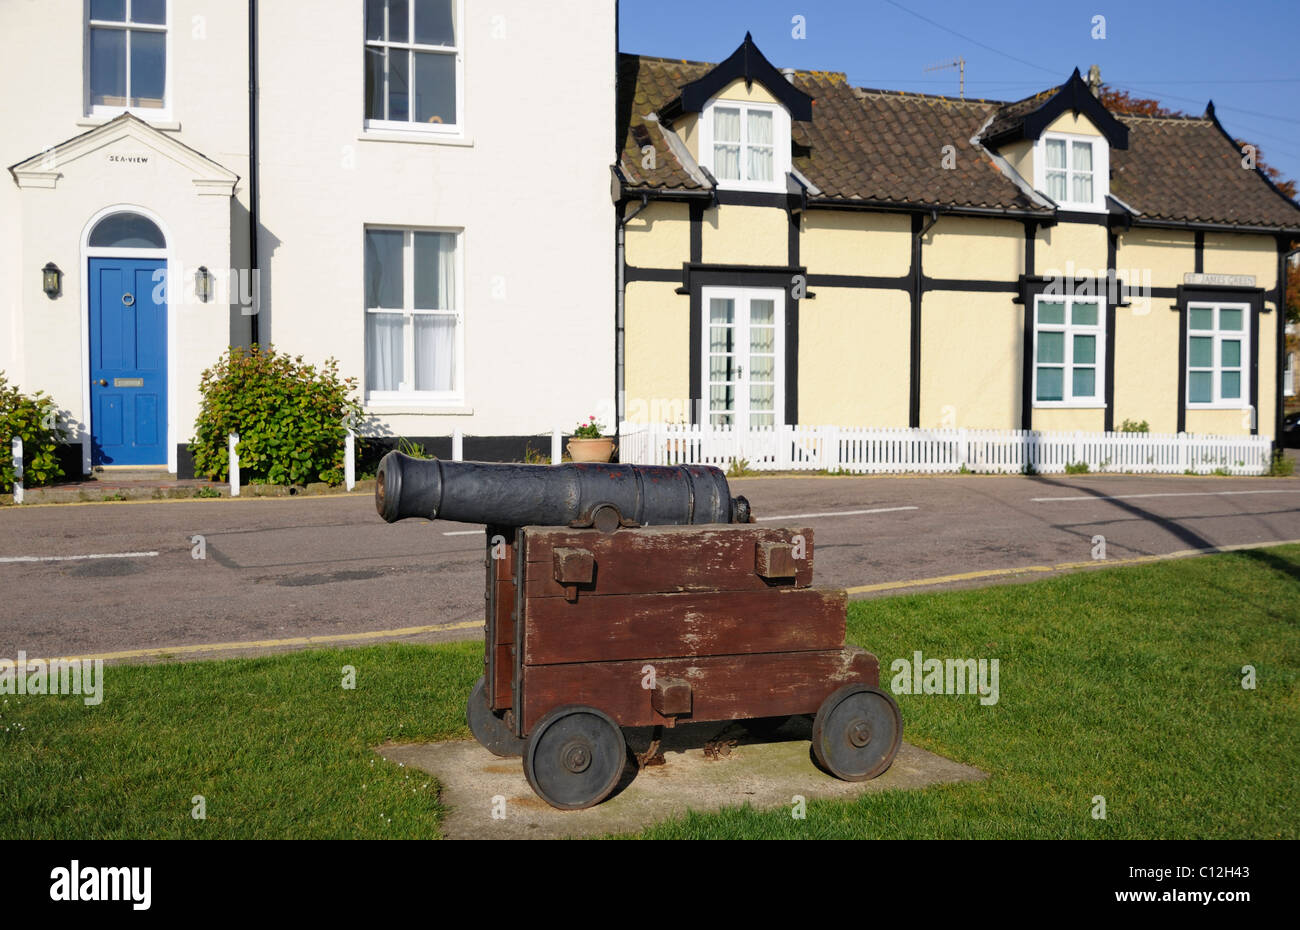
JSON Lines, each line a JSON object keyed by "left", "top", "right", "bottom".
{"left": 195, "top": 266, "right": 212, "bottom": 303}
{"left": 42, "top": 262, "right": 62, "bottom": 299}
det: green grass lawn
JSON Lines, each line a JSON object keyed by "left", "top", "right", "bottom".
{"left": 2, "top": 546, "right": 1297, "bottom": 839}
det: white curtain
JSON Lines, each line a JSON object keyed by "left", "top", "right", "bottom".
{"left": 366, "top": 313, "right": 404, "bottom": 391}
{"left": 1071, "top": 141, "right": 1093, "bottom": 203}
{"left": 411, "top": 231, "right": 457, "bottom": 391}
{"left": 415, "top": 315, "right": 455, "bottom": 391}
{"left": 713, "top": 107, "right": 741, "bottom": 180}
{"left": 1045, "top": 139, "right": 1067, "bottom": 201}
{"left": 747, "top": 110, "right": 774, "bottom": 181}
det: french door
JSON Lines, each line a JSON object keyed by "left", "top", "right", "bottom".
{"left": 701, "top": 286, "right": 784, "bottom": 429}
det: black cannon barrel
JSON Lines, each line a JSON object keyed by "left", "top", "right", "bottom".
{"left": 375, "top": 452, "right": 751, "bottom": 527}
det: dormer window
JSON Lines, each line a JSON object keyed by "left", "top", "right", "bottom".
{"left": 1036, "top": 131, "right": 1108, "bottom": 212}
{"left": 700, "top": 99, "right": 790, "bottom": 192}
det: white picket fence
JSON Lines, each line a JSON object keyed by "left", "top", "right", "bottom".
{"left": 617, "top": 423, "right": 1274, "bottom": 476}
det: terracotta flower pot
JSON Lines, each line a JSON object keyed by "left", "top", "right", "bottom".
{"left": 567, "top": 437, "right": 616, "bottom": 463}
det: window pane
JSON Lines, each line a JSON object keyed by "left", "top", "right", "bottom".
{"left": 1074, "top": 334, "right": 1096, "bottom": 365}
{"left": 1221, "top": 371, "right": 1241, "bottom": 399}
{"left": 1221, "top": 339, "right": 1241, "bottom": 367}
{"left": 1037, "top": 331, "right": 1064, "bottom": 364}
{"left": 366, "top": 0, "right": 385, "bottom": 40}
{"left": 364, "top": 230, "right": 404, "bottom": 309}
{"left": 1071, "top": 302, "right": 1098, "bottom": 326}
{"left": 709, "top": 384, "right": 734, "bottom": 410}
{"left": 1046, "top": 171, "right": 1066, "bottom": 202}
{"left": 1189, "top": 371, "right": 1213, "bottom": 403}
{"left": 1189, "top": 336, "right": 1213, "bottom": 368}
{"left": 388, "top": 49, "right": 410, "bottom": 121}
{"left": 413, "top": 231, "right": 455, "bottom": 309}
{"left": 714, "top": 107, "right": 741, "bottom": 142}
{"left": 365, "top": 47, "right": 385, "bottom": 119}
{"left": 388, "top": 0, "right": 409, "bottom": 42}
{"left": 1073, "top": 367, "right": 1096, "bottom": 398}
{"left": 129, "top": 29, "right": 166, "bottom": 108}
{"left": 749, "top": 299, "right": 774, "bottom": 325}
{"left": 1189, "top": 306, "right": 1213, "bottom": 330}
{"left": 414, "top": 314, "right": 455, "bottom": 392}
{"left": 412, "top": 51, "right": 456, "bottom": 124}
{"left": 1037, "top": 367, "right": 1063, "bottom": 401}
{"left": 1038, "top": 301, "right": 1065, "bottom": 325}
{"left": 1072, "top": 171, "right": 1093, "bottom": 204}
{"left": 89, "top": 212, "right": 165, "bottom": 248}
{"left": 414, "top": 0, "right": 455, "bottom": 45}
{"left": 709, "top": 328, "right": 734, "bottom": 356}
{"left": 750, "top": 383, "right": 774, "bottom": 411}
{"left": 709, "top": 355, "right": 735, "bottom": 381}
{"left": 749, "top": 326, "right": 774, "bottom": 355}
{"left": 130, "top": 0, "right": 166, "bottom": 24}
{"left": 748, "top": 145, "right": 773, "bottom": 181}
{"left": 748, "top": 110, "right": 773, "bottom": 144}
{"left": 90, "top": 28, "right": 126, "bottom": 106}
{"left": 713, "top": 144, "right": 740, "bottom": 180}
{"left": 1220, "top": 307, "right": 1243, "bottom": 331}
{"left": 1071, "top": 141, "right": 1092, "bottom": 171}
{"left": 91, "top": 0, "right": 126, "bottom": 21}
{"left": 748, "top": 356, "right": 774, "bottom": 381}
{"left": 1045, "top": 139, "right": 1066, "bottom": 169}
{"left": 366, "top": 313, "right": 404, "bottom": 392}
{"left": 709, "top": 298, "right": 734, "bottom": 324}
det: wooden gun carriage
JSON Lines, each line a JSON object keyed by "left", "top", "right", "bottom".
{"left": 376, "top": 452, "right": 901, "bottom": 810}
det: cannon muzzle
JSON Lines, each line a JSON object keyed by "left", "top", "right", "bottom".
{"left": 375, "top": 452, "right": 752, "bottom": 528}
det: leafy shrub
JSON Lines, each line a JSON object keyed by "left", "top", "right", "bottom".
{"left": 1269, "top": 450, "right": 1295, "bottom": 477}
{"left": 191, "top": 346, "right": 361, "bottom": 486}
{"left": 0, "top": 371, "right": 67, "bottom": 493}
{"left": 1065, "top": 461, "right": 1090, "bottom": 474}
{"left": 1119, "top": 419, "right": 1150, "bottom": 433}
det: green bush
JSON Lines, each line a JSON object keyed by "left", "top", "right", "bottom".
{"left": 1119, "top": 419, "right": 1150, "bottom": 433}
{"left": 191, "top": 346, "right": 361, "bottom": 486}
{"left": 0, "top": 371, "right": 67, "bottom": 493}
{"left": 1065, "top": 460, "right": 1090, "bottom": 475}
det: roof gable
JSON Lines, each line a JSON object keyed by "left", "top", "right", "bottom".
{"left": 659, "top": 33, "right": 813, "bottom": 122}
{"left": 984, "top": 69, "right": 1129, "bottom": 150}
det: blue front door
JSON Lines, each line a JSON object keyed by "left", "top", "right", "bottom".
{"left": 89, "top": 258, "right": 167, "bottom": 466}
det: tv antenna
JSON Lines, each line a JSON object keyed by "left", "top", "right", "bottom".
{"left": 924, "top": 56, "right": 966, "bottom": 99}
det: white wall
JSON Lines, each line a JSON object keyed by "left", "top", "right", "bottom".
{"left": 256, "top": 0, "right": 617, "bottom": 438}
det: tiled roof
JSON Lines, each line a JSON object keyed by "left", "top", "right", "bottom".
{"left": 1112, "top": 114, "right": 1300, "bottom": 229}
{"left": 616, "top": 53, "right": 1300, "bottom": 230}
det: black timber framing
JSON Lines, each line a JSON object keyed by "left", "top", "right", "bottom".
{"left": 1104, "top": 230, "right": 1118, "bottom": 431}
{"left": 1173, "top": 285, "right": 1268, "bottom": 435}
{"left": 687, "top": 201, "right": 704, "bottom": 424}
{"left": 1278, "top": 237, "right": 1292, "bottom": 446}
{"left": 908, "top": 214, "right": 924, "bottom": 427}
{"left": 1021, "top": 222, "right": 1037, "bottom": 429}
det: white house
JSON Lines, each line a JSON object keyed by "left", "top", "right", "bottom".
{"left": 1, "top": 0, "right": 617, "bottom": 476}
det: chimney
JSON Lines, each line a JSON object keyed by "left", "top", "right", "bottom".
{"left": 781, "top": 67, "right": 797, "bottom": 84}
{"left": 1088, "top": 64, "right": 1102, "bottom": 97}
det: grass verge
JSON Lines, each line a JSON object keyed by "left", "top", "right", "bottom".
{"left": 1, "top": 546, "right": 1297, "bottom": 839}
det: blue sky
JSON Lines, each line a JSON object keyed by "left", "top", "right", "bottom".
{"left": 619, "top": 0, "right": 1300, "bottom": 187}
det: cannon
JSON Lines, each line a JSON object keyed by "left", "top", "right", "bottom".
{"left": 376, "top": 451, "right": 901, "bottom": 810}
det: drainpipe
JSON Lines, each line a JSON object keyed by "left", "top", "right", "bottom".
{"left": 615, "top": 192, "right": 650, "bottom": 432}
{"left": 247, "top": 0, "right": 260, "bottom": 345}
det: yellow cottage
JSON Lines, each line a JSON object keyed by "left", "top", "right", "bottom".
{"left": 612, "top": 35, "right": 1300, "bottom": 448}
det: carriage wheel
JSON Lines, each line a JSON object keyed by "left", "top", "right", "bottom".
{"left": 466, "top": 676, "right": 525, "bottom": 757}
{"left": 811, "top": 684, "right": 902, "bottom": 781}
{"left": 523, "top": 705, "right": 627, "bottom": 810}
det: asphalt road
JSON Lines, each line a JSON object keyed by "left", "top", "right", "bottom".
{"left": 1, "top": 472, "right": 1298, "bottom": 662}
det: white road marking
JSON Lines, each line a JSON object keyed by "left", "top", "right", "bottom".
{"left": 1032, "top": 490, "right": 1300, "bottom": 503}
{"left": 0, "top": 550, "right": 160, "bottom": 564}
{"left": 441, "top": 530, "right": 483, "bottom": 536}
{"left": 757, "top": 506, "right": 918, "bottom": 521}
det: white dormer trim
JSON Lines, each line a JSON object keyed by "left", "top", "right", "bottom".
{"left": 1033, "top": 130, "right": 1109, "bottom": 213}
{"left": 698, "top": 96, "right": 791, "bottom": 194}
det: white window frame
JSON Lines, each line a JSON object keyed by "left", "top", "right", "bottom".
{"left": 700, "top": 285, "right": 785, "bottom": 429}
{"left": 1035, "top": 131, "right": 1108, "bottom": 213}
{"left": 1032, "top": 294, "right": 1106, "bottom": 408}
{"left": 1186, "top": 301, "right": 1250, "bottom": 410}
{"left": 84, "top": 0, "right": 172, "bottom": 120}
{"left": 363, "top": 0, "right": 465, "bottom": 138}
{"left": 698, "top": 98, "right": 790, "bottom": 193}
{"left": 363, "top": 225, "right": 465, "bottom": 406}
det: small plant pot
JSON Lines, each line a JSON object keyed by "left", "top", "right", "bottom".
{"left": 567, "top": 437, "right": 615, "bottom": 463}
